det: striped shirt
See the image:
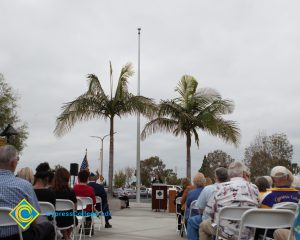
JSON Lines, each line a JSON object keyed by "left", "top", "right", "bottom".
{"left": 0, "top": 170, "right": 41, "bottom": 238}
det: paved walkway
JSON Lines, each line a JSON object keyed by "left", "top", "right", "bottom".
{"left": 90, "top": 202, "right": 182, "bottom": 240}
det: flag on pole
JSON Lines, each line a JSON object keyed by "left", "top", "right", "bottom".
{"left": 80, "top": 149, "right": 89, "bottom": 171}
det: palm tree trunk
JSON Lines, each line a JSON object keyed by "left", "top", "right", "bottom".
{"left": 186, "top": 132, "right": 191, "bottom": 180}
{"left": 108, "top": 117, "right": 114, "bottom": 196}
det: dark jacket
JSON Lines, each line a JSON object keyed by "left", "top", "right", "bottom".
{"left": 88, "top": 181, "right": 108, "bottom": 205}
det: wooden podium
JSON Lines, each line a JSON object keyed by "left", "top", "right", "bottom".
{"left": 168, "top": 189, "right": 176, "bottom": 213}
{"left": 151, "top": 184, "right": 167, "bottom": 211}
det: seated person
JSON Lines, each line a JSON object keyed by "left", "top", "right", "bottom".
{"left": 118, "top": 187, "right": 129, "bottom": 208}
{"left": 260, "top": 166, "right": 300, "bottom": 208}
{"left": 16, "top": 167, "right": 34, "bottom": 184}
{"left": 0, "top": 145, "right": 54, "bottom": 240}
{"left": 88, "top": 172, "right": 112, "bottom": 228}
{"left": 187, "top": 167, "right": 228, "bottom": 240}
{"left": 53, "top": 167, "right": 77, "bottom": 240}
{"left": 73, "top": 170, "right": 96, "bottom": 234}
{"left": 180, "top": 178, "right": 195, "bottom": 212}
{"left": 199, "top": 162, "right": 259, "bottom": 240}
{"left": 255, "top": 176, "right": 270, "bottom": 201}
{"left": 256, "top": 166, "right": 300, "bottom": 239}
{"left": 185, "top": 172, "right": 206, "bottom": 221}
{"left": 33, "top": 162, "right": 56, "bottom": 207}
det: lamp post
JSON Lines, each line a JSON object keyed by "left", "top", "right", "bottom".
{"left": 91, "top": 132, "right": 116, "bottom": 179}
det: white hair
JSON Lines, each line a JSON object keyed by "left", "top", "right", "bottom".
{"left": 228, "top": 161, "right": 248, "bottom": 178}
{"left": 0, "top": 145, "right": 17, "bottom": 167}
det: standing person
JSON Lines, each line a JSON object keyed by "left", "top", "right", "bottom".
{"left": 199, "top": 161, "right": 259, "bottom": 240}
{"left": 0, "top": 145, "right": 54, "bottom": 240}
{"left": 88, "top": 172, "right": 112, "bottom": 228}
{"left": 33, "top": 162, "right": 56, "bottom": 207}
{"left": 118, "top": 187, "right": 130, "bottom": 208}
{"left": 53, "top": 167, "right": 77, "bottom": 240}
{"left": 73, "top": 170, "right": 96, "bottom": 235}
{"left": 187, "top": 167, "right": 229, "bottom": 240}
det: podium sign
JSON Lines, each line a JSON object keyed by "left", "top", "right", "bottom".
{"left": 152, "top": 184, "right": 167, "bottom": 211}
{"left": 156, "top": 190, "right": 164, "bottom": 199}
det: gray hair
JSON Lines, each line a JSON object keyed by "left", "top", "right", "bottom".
{"left": 228, "top": 161, "right": 248, "bottom": 178}
{"left": 215, "top": 167, "right": 229, "bottom": 182}
{"left": 0, "top": 145, "right": 18, "bottom": 166}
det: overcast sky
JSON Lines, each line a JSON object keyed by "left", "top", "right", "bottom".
{"left": 1, "top": 0, "right": 299, "bottom": 180}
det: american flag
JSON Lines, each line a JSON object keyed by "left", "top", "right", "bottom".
{"left": 80, "top": 151, "right": 89, "bottom": 171}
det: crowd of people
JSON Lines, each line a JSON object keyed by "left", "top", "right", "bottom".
{"left": 176, "top": 161, "right": 300, "bottom": 240}
{"left": 0, "top": 145, "right": 112, "bottom": 240}
{"left": 2, "top": 143, "right": 300, "bottom": 240}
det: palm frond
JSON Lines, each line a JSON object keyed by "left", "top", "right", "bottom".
{"left": 117, "top": 95, "right": 157, "bottom": 118}
{"left": 200, "top": 98, "right": 235, "bottom": 116}
{"left": 201, "top": 118, "right": 240, "bottom": 146}
{"left": 141, "top": 118, "right": 180, "bottom": 140}
{"left": 175, "top": 75, "right": 198, "bottom": 106}
{"left": 86, "top": 74, "right": 107, "bottom": 98}
{"left": 114, "top": 63, "right": 134, "bottom": 100}
{"left": 54, "top": 94, "right": 109, "bottom": 137}
{"left": 192, "top": 128, "right": 199, "bottom": 147}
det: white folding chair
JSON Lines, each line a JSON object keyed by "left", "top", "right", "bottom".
{"left": 56, "top": 199, "right": 76, "bottom": 240}
{"left": 215, "top": 206, "right": 253, "bottom": 240}
{"left": 273, "top": 202, "right": 298, "bottom": 212}
{"left": 180, "top": 207, "right": 187, "bottom": 237}
{"left": 39, "top": 202, "right": 57, "bottom": 240}
{"left": 175, "top": 197, "right": 182, "bottom": 232}
{"left": 94, "top": 196, "right": 104, "bottom": 231}
{"left": 238, "top": 209, "right": 295, "bottom": 240}
{"left": 0, "top": 207, "right": 23, "bottom": 240}
{"left": 76, "top": 197, "right": 94, "bottom": 238}
{"left": 189, "top": 200, "right": 199, "bottom": 218}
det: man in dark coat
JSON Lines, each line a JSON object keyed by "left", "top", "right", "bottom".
{"left": 88, "top": 172, "right": 112, "bottom": 228}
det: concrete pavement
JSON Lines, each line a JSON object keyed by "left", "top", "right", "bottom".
{"left": 90, "top": 202, "right": 183, "bottom": 240}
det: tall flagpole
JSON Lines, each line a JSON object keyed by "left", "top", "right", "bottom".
{"left": 136, "top": 27, "right": 141, "bottom": 203}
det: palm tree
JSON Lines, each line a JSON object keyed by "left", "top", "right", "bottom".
{"left": 141, "top": 75, "right": 240, "bottom": 180}
{"left": 54, "top": 62, "right": 156, "bottom": 193}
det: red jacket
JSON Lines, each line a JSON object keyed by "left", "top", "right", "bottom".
{"left": 73, "top": 184, "right": 96, "bottom": 212}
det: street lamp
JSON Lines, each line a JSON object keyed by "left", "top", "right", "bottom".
{"left": 91, "top": 132, "right": 116, "bottom": 178}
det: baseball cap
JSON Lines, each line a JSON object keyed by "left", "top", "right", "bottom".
{"left": 270, "top": 166, "right": 290, "bottom": 178}
{"left": 89, "top": 172, "right": 96, "bottom": 177}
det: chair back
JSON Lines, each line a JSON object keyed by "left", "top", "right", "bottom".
{"left": 175, "top": 197, "right": 182, "bottom": 215}
{"left": 55, "top": 199, "right": 76, "bottom": 231}
{"left": 216, "top": 206, "right": 253, "bottom": 239}
{"left": 96, "top": 196, "right": 102, "bottom": 204}
{"left": 55, "top": 199, "right": 75, "bottom": 211}
{"left": 238, "top": 209, "right": 295, "bottom": 240}
{"left": 189, "top": 200, "right": 199, "bottom": 218}
{"left": 77, "top": 197, "right": 93, "bottom": 211}
{"left": 273, "top": 202, "right": 298, "bottom": 212}
{"left": 39, "top": 201, "right": 55, "bottom": 215}
{"left": 0, "top": 207, "right": 23, "bottom": 240}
